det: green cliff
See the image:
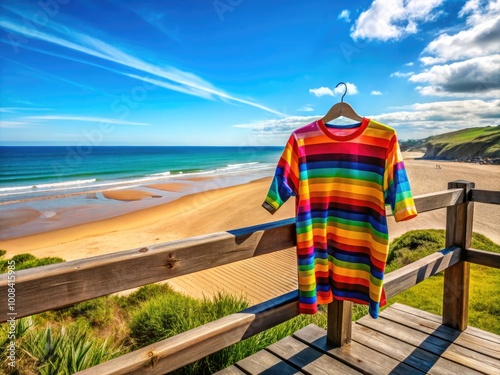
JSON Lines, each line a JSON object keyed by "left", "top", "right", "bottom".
{"left": 422, "top": 126, "right": 500, "bottom": 161}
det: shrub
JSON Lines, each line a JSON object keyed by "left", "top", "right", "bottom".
{"left": 0, "top": 253, "right": 64, "bottom": 273}
{"left": 58, "top": 297, "right": 117, "bottom": 329}
{"left": 120, "top": 283, "right": 175, "bottom": 309}
{"left": 129, "top": 290, "right": 203, "bottom": 348}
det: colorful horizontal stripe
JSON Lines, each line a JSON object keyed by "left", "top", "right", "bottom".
{"left": 263, "top": 118, "right": 417, "bottom": 318}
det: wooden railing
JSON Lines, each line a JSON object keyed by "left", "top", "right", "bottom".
{"left": 1, "top": 180, "right": 499, "bottom": 374}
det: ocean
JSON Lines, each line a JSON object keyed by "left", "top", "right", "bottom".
{"left": 0, "top": 146, "right": 284, "bottom": 238}
{"left": 0, "top": 146, "right": 283, "bottom": 205}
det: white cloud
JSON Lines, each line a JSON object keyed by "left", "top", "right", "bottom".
{"left": 25, "top": 115, "right": 150, "bottom": 126}
{"left": 338, "top": 10, "right": 351, "bottom": 23}
{"left": 396, "top": 1, "right": 500, "bottom": 98}
{"left": 459, "top": 0, "right": 500, "bottom": 25}
{"left": 371, "top": 91, "right": 383, "bottom": 95}
{"left": 391, "top": 71, "right": 415, "bottom": 78}
{"left": 309, "top": 87, "right": 334, "bottom": 97}
{"left": 410, "top": 55, "right": 500, "bottom": 97}
{"left": 420, "top": 13, "right": 500, "bottom": 65}
{"left": 371, "top": 99, "right": 499, "bottom": 138}
{"left": 236, "top": 100, "right": 499, "bottom": 142}
{"left": 350, "top": 0, "right": 445, "bottom": 41}
{"left": 310, "top": 83, "right": 359, "bottom": 98}
{"left": 334, "top": 82, "right": 359, "bottom": 95}
{"left": 405, "top": 62, "right": 414, "bottom": 66}
{"left": 298, "top": 105, "right": 314, "bottom": 112}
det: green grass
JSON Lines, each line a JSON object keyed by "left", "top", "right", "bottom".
{"left": 428, "top": 126, "right": 499, "bottom": 145}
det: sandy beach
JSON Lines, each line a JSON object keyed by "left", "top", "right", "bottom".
{"left": 0, "top": 154, "right": 499, "bottom": 261}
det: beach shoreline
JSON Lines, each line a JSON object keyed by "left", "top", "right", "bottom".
{"left": 0, "top": 155, "right": 499, "bottom": 261}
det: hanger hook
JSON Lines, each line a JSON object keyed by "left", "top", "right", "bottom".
{"left": 336, "top": 82, "right": 347, "bottom": 103}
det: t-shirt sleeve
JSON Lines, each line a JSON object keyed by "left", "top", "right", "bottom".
{"left": 262, "top": 134, "right": 299, "bottom": 214}
{"left": 384, "top": 134, "right": 418, "bottom": 222}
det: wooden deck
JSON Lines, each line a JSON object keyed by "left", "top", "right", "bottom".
{"left": 166, "top": 247, "right": 297, "bottom": 304}
{"left": 216, "top": 303, "right": 500, "bottom": 375}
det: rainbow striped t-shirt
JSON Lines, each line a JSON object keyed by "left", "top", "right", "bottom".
{"left": 263, "top": 118, "right": 417, "bottom": 318}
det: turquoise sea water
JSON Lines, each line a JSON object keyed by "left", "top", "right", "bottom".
{"left": 0, "top": 146, "right": 283, "bottom": 205}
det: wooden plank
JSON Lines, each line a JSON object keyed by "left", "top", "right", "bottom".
{"left": 352, "top": 324, "right": 484, "bottom": 375}
{"left": 443, "top": 180, "right": 474, "bottom": 331}
{"left": 381, "top": 303, "right": 500, "bottom": 359}
{"left": 327, "top": 299, "right": 352, "bottom": 346}
{"left": 414, "top": 188, "right": 464, "bottom": 213}
{"left": 233, "top": 349, "right": 304, "bottom": 374}
{"left": 390, "top": 303, "right": 500, "bottom": 347}
{"left": 293, "top": 324, "right": 423, "bottom": 375}
{"left": 358, "top": 314, "right": 497, "bottom": 374}
{"left": 384, "top": 246, "right": 462, "bottom": 299}
{"left": 75, "top": 291, "right": 299, "bottom": 375}
{"left": 465, "top": 248, "right": 500, "bottom": 269}
{"left": 267, "top": 336, "right": 362, "bottom": 375}
{"left": 0, "top": 218, "right": 296, "bottom": 322}
{"left": 470, "top": 189, "right": 500, "bottom": 205}
{"left": 213, "top": 365, "right": 246, "bottom": 374}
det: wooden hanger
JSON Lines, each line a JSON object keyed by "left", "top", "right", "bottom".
{"left": 321, "top": 82, "right": 363, "bottom": 124}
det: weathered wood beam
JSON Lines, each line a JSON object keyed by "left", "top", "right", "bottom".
{"left": 465, "top": 248, "right": 500, "bottom": 269}
{"left": 384, "top": 246, "right": 462, "bottom": 299}
{"left": 413, "top": 188, "right": 465, "bottom": 213}
{"left": 470, "top": 189, "right": 500, "bottom": 205}
{"left": 0, "top": 218, "right": 295, "bottom": 322}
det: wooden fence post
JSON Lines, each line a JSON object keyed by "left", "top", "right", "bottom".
{"left": 442, "top": 180, "right": 475, "bottom": 331}
{"left": 327, "top": 299, "right": 352, "bottom": 346}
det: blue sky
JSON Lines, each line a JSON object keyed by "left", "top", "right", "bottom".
{"left": 0, "top": 0, "right": 499, "bottom": 146}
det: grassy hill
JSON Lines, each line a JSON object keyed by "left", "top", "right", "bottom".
{"left": 421, "top": 126, "right": 500, "bottom": 161}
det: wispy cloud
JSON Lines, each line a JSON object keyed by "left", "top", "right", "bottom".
{"left": 297, "top": 105, "right": 314, "bottom": 112}
{"left": 371, "top": 91, "right": 382, "bottom": 95}
{"left": 0, "top": 120, "right": 30, "bottom": 128}
{"left": 0, "top": 7, "right": 285, "bottom": 117}
{"left": 0, "top": 107, "right": 51, "bottom": 113}
{"left": 391, "top": 71, "right": 414, "bottom": 78}
{"left": 25, "top": 115, "right": 150, "bottom": 126}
